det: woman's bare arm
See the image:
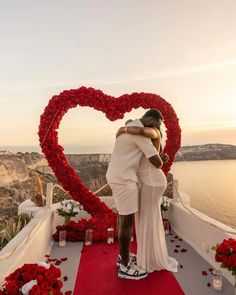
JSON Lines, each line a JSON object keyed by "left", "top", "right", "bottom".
{"left": 116, "top": 126, "right": 160, "bottom": 139}
{"left": 148, "top": 137, "right": 163, "bottom": 168}
{"left": 152, "top": 137, "right": 161, "bottom": 153}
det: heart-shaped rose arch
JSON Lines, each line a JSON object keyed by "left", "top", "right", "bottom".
{"left": 38, "top": 86, "right": 181, "bottom": 241}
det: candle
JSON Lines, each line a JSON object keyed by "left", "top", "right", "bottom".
{"left": 59, "top": 240, "right": 66, "bottom": 247}
{"left": 213, "top": 279, "right": 222, "bottom": 290}
{"left": 107, "top": 228, "right": 114, "bottom": 244}
{"left": 85, "top": 229, "right": 93, "bottom": 245}
{"left": 163, "top": 220, "right": 170, "bottom": 235}
{"left": 212, "top": 269, "right": 223, "bottom": 291}
{"left": 59, "top": 230, "right": 66, "bottom": 247}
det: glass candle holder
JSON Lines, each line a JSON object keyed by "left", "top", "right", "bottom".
{"left": 163, "top": 220, "right": 170, "bottom": 235}
{"left": 59, "top": 230, "right": 66, "bottom": 247}
{"left": 107, "top": 228, "right": 114, "bottom": 244}
{"left": 212, "top": 269, "right": 223, "bottom": 291}
{"left": 85, "top": 229, "right": 93, "bottom": 245}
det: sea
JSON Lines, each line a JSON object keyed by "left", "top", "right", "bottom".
{"left": 170, "top": 160, "right": 236, "bottom": 230}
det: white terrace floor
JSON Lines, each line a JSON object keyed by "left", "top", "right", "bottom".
{"left": 50, "top": 230, "right": 234, "bottom": 295}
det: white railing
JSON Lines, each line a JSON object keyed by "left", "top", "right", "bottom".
{"left": 0, "top": 210, "right": 54, "bottom": 285}
{"left": 45, "top": 182, "right": 110, "bottom": 209}
{"left": 172, "top": 180, "right": 236, "bottom": 235}
{"left": 168, "top": 198, "right": 236, "bottom": 286}
{"left": 46, "top": 180, "right": 236, "bottom": 235}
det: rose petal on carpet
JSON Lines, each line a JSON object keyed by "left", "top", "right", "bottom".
{"left": 73, "top": 242, "right": 185, "bottom": 295}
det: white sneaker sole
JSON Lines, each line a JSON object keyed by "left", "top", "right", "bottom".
{"left": 118, "top": 272, "right": 148, "bottom": 280}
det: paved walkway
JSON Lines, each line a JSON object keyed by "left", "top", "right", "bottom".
{"left": 50, "top": 231, "right": 234, "bottom": 294}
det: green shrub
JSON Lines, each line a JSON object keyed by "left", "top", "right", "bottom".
{"left": 0, "top": 213, "right": 32, "bottom": 251}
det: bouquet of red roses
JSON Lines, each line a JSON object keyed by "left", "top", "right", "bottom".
{"left": 0, "top": 262, "right": 63, "bottom": 295}
{"left": 212, "top": 238, "right": 236, "bottom": 276}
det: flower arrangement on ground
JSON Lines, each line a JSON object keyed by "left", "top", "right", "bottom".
{"left": 57, "top": 200, "right": 82, "bottom": 225}
{"left": 161, "top": 196, "right": 171, "bottom": 212}
{"left": 212, "top": 238, "right": 236, "bottom": 277}
{"left": 52, "top": 216, "right": 114, "bottom": 242}
{"left": 0, "top": 262, "right": 63, "bottom": 295}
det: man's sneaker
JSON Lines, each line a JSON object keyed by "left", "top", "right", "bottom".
{"left": 116, "top": 253, "right": 137, "bottom": 267}
{"left": 118, "top": 262, "right": 147, "bottom": 280}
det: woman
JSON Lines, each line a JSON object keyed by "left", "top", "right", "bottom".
{"left": 116, "top": 119, "right": 178, "bottom": 273}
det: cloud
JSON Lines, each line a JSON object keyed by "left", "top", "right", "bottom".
{"left": 7, "top": 58, "right": 236, "bottom": 92}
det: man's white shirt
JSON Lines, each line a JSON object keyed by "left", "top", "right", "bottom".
{"left": 106, "top": 119, "right": 158, "bottom": 184}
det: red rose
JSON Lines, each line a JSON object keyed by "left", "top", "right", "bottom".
{"left": 5, "top": 281, "right": 19, "bottom": 295}
{"left": 29, "top": 285, "right": 41, "bottom": 295}
{"left": 53, "top": 280, "right": 63, "bottom": 289}
{"left": 217, "top": 243, "right": 229, "bottom": 254}
{"left": 36, "top": 274, "right": 44, "bottom": 282}
{"left": 49, "top": 265, "right": 61, "bottom": 277}
{"left": 39, "top": 281, "right": 49, "bottom": 291}
{"left": 231, "top": 254, "right": 236, "bottom": 266}
{"left": 52, "top": 289, "right": 63, "bottom": 295}
{"left": 215, "top": 253, "right": 222, "bottom": 262}
{"left": 222, "top": 256, "right": 232, "bottom": 268}
{"left": 22, "top": 273, "right": 35, "bottom": 282}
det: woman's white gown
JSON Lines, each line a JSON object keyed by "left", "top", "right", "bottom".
{"left": 135, "top": 155, "right": 178, "bottom": 273}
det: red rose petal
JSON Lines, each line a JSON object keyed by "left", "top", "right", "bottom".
{"left": 180, "top": 265, "right": 183, "bottom": 268}
{"left": 174, "top": 235, "right": 178, "bottom": 239}
{"left": 55, "top": 260, "right": 62, "bottom": 265}
{"left": 171, "top": 239, "right": 175, "bottom": 242}
{"left": 178, "top": 238, "right": 183, "bottom": 241}
{"left": 207, "top": 282, "right": 211, "bottom": 287}
{"left": 48, "top": 258, "right": 57, "bottom": 262}
{"left": 175, "top": 245, "right": 181, "bottom": 248}
{"left": 209, "top": 268, "right": 213, "bottom": 272}
{"left": 202, "top": 271, "right": 208, "bottom": 276}
{"left": 45, "top": 254, "right": 50, "bottom": 258}
{"left": 61, "top": 258, "right": 68, "bottom": 261}
{"left": 174, "top": 249, "right": 179, "bottom": 253}
{"left": 180, "top": 248, "right": 188, "bottom": 253}
{"left": 65, "top": 291, "right": 72, "bottom": 295}
{"left": 63, "top": 276, "right": 68, "bottom": 281}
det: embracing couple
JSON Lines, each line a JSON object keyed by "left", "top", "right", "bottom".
{"left": 106, "top": 109, "right": 178, "bottom": 280}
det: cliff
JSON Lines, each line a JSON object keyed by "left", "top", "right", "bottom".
{"left": 175, "top": 144, "right": 236, "bottom": 162}
{"left": 0, "top": 143, "right": 236, "bottom": 223}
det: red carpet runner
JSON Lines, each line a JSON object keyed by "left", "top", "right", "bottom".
{"left": 73, "top": 242, "right": 185, "bottom": 295}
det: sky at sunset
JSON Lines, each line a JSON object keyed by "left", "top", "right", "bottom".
{"left": 0, "top": 0, "right": 236, "bottom": 153}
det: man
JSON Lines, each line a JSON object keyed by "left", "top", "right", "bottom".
{"left": 106, "top": 109, "right": 163, "bottom": 280}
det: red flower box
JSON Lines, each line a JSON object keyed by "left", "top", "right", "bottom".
{"left": 0, "top": 263, "right": 63, "bottom": 294}
{"left": 212, "top": 238, "right": 236, "bottom": 276}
